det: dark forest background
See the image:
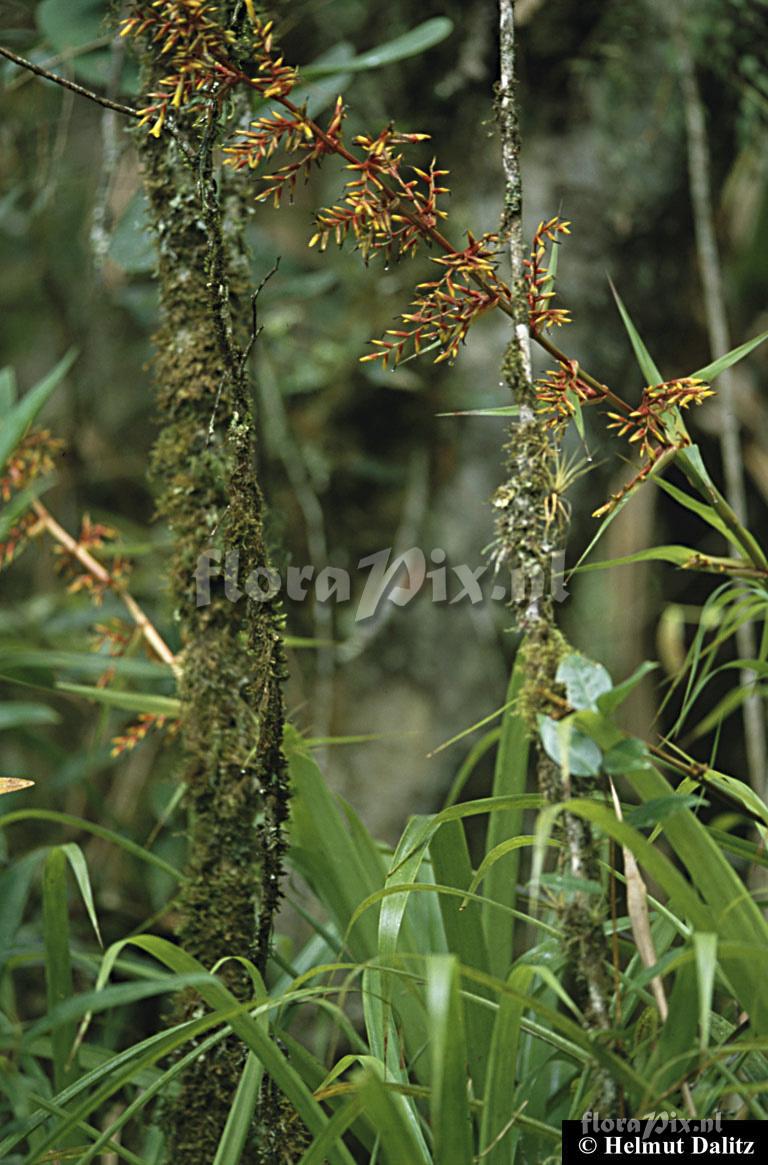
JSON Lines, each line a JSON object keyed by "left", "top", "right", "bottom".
{"left": 2, "top": 0, "right": 767, "bottom": 911}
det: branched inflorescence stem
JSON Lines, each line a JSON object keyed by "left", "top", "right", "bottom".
{"left": 31, "top": 500, "right": 180, "bottom": 675}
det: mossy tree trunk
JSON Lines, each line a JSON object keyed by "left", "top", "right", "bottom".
{"left": 136, "top": 25, "right": 290, "bottom": 1165}
{"left": 496, "top": 0, "right": 616, "bottom": 1107}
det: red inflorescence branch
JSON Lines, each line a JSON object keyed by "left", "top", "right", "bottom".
{"left": 0, "top": 428, "right": 63, "bottom": 567}
{"left": 606, "top": 377, "right": 714, "bottom": 460}
{"left": 53, "top": 514, "right": 132, "bottom": 602}
{"left": 230, "top": 97, "right": 347, "bottom": 208}
{"left": 124, "top": 6, "right": 673, "bottom": 435}
{"left": 111, "top": 712, "right": 179, "bottom": 758}
{"left": 121, "top": 4, "right": 296, "bottom": 136}
{"left": 534, "top": 359, "right": 600, "bottom": 427}
{"left": 0, "top": 429, "right": 63, "bottom": 502}
{"left": 524, "top": 217, "right": 572, "bottom": 335}
{"left": 361, "top": 232, "right": 508, "bottom": 367}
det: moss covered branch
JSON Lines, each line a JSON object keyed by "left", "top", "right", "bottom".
{"left": 496, "top": 0, "right": 616, "bottom": 1107}
{"left": 136, "top": 12, "right": 290, "bottom": 1160}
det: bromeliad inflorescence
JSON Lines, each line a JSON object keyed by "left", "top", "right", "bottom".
{"left": 524, "top": 216, "right": 572, "bottom": 335}
{"left": 121, "top": 2, "right": 720, "bottom": 519}
{"left": 121, "top": 2, "right": 522, "bottom": 365}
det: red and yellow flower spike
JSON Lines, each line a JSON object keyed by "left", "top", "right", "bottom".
{"left": 524, "top": 216, "right": 572, "bottom": 334}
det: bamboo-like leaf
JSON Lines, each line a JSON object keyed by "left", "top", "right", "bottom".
{"left": 427, "top": 955, "right": 474, "bottom": 1165}
{"left": 645, "top": 957, "right": 698, "bottom": 1098}
{"left": 468, "top": 836, "right": 556, "bottom": 905}
{"left": 0, "top": 647, "right": 173, "bottom": 682}
{"left": 443, "top": 726, "right": 501, "bottom": 809}
{"left": 572, "top": 448, "right": 674, "bottom": 571}
{"left": 287, "top": 729, "right": 385, "bottom": 958}
{"left": 483, "top": 653, "right": 529, "bottom": 979}
{"left": 0, "top": 365, "right": 17, "bottom": 411}
{"left": 621, "top": 765, "right": 768, "bottom": 1032}
{"left": 96, "top": 935, "right": 358, "bottom": 1165}
{"left": 60, "top": 842, "right": 102, "bottom": 947}
{"left": 574, "top": 544, "right": 712, "bottom": 572}
{"left": 355, "top": 1070, "right": 430, "bottom": 1165}
{"left": 688, "top": 683, "right": 768, "bottom": 741}
{"left": 43, "top": 847, "right": 77, "bottom": 1092}
{"left": 609, "top": 281, "right": 663, "bottom": 385}
{"left": 597, "top": 661, "right": 658, "bottom": 715}
{"left": 55, "top": 681, "right": 181, "bottom": 716}
{"left": 692, "top": 328, "right": 768, "bottom": 382}
{"left": 652, "top": 477, "right": 732, "bottom": 542}
{"left": 0, "top": 476, "right": 56, "bottom": 539}
{"left": 675, "top": 445, "right": 768, "bottom": 569}
{"left": 212, "top": 1053, "right": 264, "bottom": 1165}
{"left": 388, "top": 794, "right": 543, "bottom": 873}
{"left": 480, "top": 964, "right": 535, "bottom": 1164}
{"left": 0, "top": 808, "right": 180, "bottom": 879}
{"left": 427, "top": 697, "right": 517, "bottom": 757}
{"left": 694, "top": 933, "right": 717, "bottom": 1051}
{"left": 0, "top": 993, "right": 229, "bottom": 1158}
{"left": 430, "top": 819, "right": 494, "bottom": 1092}
{"left": 298, "top": 1094, "right": 364, "bottom": 1165}
{"left": 0, "top": 349, "right": 77, "bottom": 470}
{"left": 0, "top": 849, "right": 43, "bottom": 975}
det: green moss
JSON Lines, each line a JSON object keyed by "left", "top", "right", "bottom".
{"left": 136, "top": 67, "right": 290, "bottom": 1163}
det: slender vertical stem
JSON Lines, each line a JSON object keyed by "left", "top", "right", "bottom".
{"left": 498, "top": 0, "right": 532, "bottom": 386}
{"left": 496, "top": 0, "right": 616, "bottom": 1108}
{"left": 673, "top": 4, "right": 767, "bottom": 797}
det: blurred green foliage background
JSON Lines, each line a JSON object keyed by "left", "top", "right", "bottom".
{"left": 1, "top": 0, "right": 768, "bottom": 935}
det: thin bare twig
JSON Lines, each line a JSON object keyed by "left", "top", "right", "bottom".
{"left": 672, "top": 3, "right": 767, "bottom": 798}
{"left": 0, "top": 44, "right": 140, "bottom": 119}
{"left": 31, "top": 500, "right": 180, "bottom": 677}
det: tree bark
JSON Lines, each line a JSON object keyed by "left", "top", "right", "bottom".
{"left": 137, "top": 40, "right": 290, "bottom": 1165}
{"left": 496, "top": 0, "right": 617, "bottom": 1108}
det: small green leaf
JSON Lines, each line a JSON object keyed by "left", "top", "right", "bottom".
{"left": 557, "top": 653, "right": 613, "bottom": 710}
{"left": 566, "top": 386, "right": 585, "bottom": 439}
{"left": 597, "top": 661, "right": 658, "bottom": 715}
{"left": 626, "top": 795, "right": 706, "bottom": 829}
{"left": 602, "top": 738, "right": 654, "bottom": 775}
{"left": 0, "top": 702, "right": 60, "bottom": 730}
{"left": 538, "top": 715, "right": 602, "bottom": 777}
{"left": 539, "top": 872, "right": 603, "bottom": 896}
{"left": 301, "top": 18, "right": 453, "bottom": 78}
{"left": 108, "top": 192, "right": 156, "bottom": 275}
